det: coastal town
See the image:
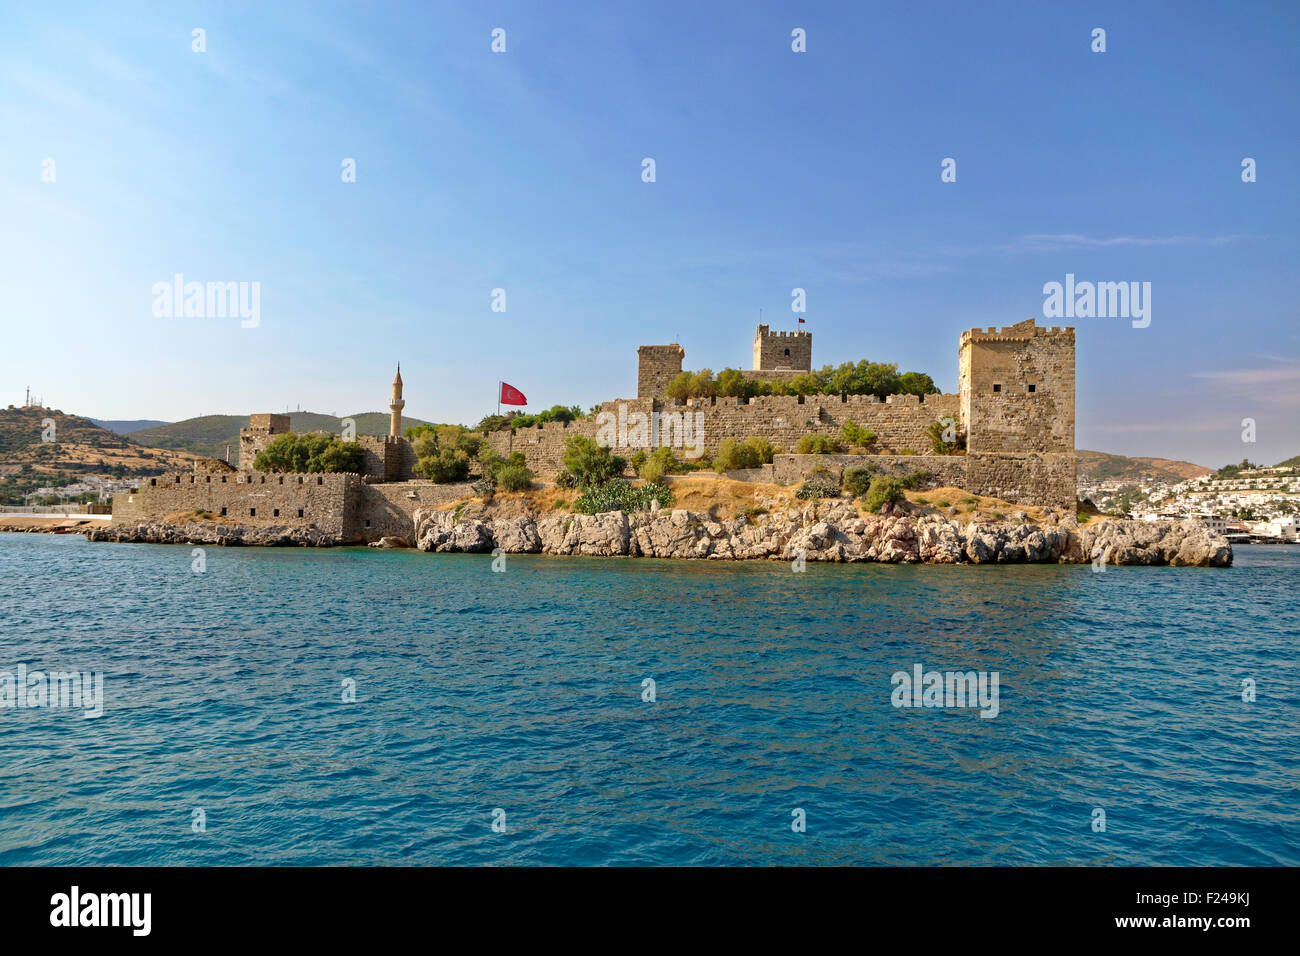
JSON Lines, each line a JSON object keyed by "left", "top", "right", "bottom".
{"left": 1080, "top": 462, "right": 1300, "bottom": 544}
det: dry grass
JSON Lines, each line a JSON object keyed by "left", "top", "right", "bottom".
{"left": 897, "top": 485, "right": 1046, "bottom": 522}
{"left": 660, "top": 472, "right": 793, "bottom": 519}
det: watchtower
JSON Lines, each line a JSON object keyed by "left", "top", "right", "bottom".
{"left": 958, "top": 319, "right": 1075, "bottom": 454}
{"left": 753, "top": 324, "right": 811, "bottom": 371}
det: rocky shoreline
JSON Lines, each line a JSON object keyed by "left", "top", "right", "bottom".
{"left": 77, "top": 502, "right": 1232, "bottom": 566}
{"left": 410, "top": 502, "right": 1232, "bottom": 566}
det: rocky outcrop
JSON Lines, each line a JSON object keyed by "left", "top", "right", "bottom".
{"left": 85, "top": 521, "right": 339, "bottom": 547}
{"left": 1077, "top": 517, "right": 1233, "bottom": 568}
{"left": 410, "top": 505, "right": 1232, "bottom": 566}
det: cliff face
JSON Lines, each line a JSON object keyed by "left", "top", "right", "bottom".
{"left": 411, "top": 504, "right": 1233, "bottom": 567}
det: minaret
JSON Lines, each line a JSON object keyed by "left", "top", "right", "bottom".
{"left": 389, "top": 363, "right": 405, "bottom": 437}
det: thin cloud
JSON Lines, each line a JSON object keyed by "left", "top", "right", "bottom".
{"left": 1018, "top": 234, "right": 1251, "bottom": 250}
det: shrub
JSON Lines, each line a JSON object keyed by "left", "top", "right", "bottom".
{"left": 553, "top": 469, "right": 579, "bottom": 489}
{"left": 796, "top": 434, "right": 844, "bottom": 455}
{"left": 640, "top": 457, "right": 668, "bottom": 485}
{"left": 899, "top": 469, "right": 931, "bottom": 490}
{"left": 935, "top": 499, "right": 950, "bottom": 508}
{"left": 841, "top": 420, "right": 876, "bottom": 448}
{"left": 926, "top": 419, "right": 966, "bottom": 455}
{"left": 497, "top": 464, "right": 533, "bottom": 492}
{"left": 899, "top": 448, "right": 918, "bottom": 455}
{"left": 740, "top": 504, "right": 768, "bottom": 522}
{"left": 416, "top": 447, "right": 472, "bottom": 483}
{"left": 562, "top": 435, "right": 625, "bottom": 488}
{"left": 796, "top": 482, "right": 840, "bottom": 500}
{"left": 574, "top": 478, "right": 673, "bottom": 514}
{"left": 411, "top": 426, "right": 484, "bottom": 483}
{"left": 863, "top": 476, "right": 905, "bottom": 513}
{"left": 713, "top": 437, "right": 773, "bottom": 472}
{"left": 842, "top": 466, "right": 875, "bottom": 497}
{"left": 629, "top": 450, "right": 648, "bottom": 475}
{"left": 472, "top": 477, "right": 495, "bottom": 498}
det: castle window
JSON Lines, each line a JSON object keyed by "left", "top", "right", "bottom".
{"left": 364, "top": 520, "right": 371, "bottom": 528}
{"left": 317, "top": 477, "right": 323, "bottom": 485}
{"left": 297, "top": 509, "right": 304, "bottom": 518}
{"left": 249, "top": 508, "right": 256, "bottom": 516}
{"left": 298, "top": 477, "right": 303, "bottom": 484}
{"left": 260, "top": 476, "right": 266, "bottom": 483}
{"left": 278, "top": 477, "right": 283, "bottom": 485}
{"left": 221, "top": 476, "right": 227, "bottom": 483}
{"left": 175, "top": 476, "right": 180, "bottom": 483}
{"left": 993, "top": 383, "right": 1002, "bottom": 393}
{"left": 1027, "top": 384, "right": 1036, "bottom": 393}
{"left": 784, "top": 348, "right": 790, "bottom": 356}
{"left": 273, "top": 509, "right": 279, "bottom": 517}
{"left": 220, "top": 507, "right": 227, "bottom": 516}
{"left": 206, "top": 477, "right": 211, "bottom": 483}
{"left": 150, "top": 478, "right": 156, "bottom": 486}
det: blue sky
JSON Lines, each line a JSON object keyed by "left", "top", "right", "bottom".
{"left": 1, "top": 0, "right": 1296, "bottom": 466}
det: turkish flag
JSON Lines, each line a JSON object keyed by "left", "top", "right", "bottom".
{"left": 499, "top": 382, "right": 527, "bottom": 406}
{"left": 797, "top": 317, "right": 806, "bottom": 324}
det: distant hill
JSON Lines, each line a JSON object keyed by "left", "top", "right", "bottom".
{"left": 1275, "top": 454, "right": 1300, "bottom": 469}
{"left": 88, "top": 418, "right": 169, "bottom": 435}
{"left": 129, "top": 411, "right": 433, "bottom": 459}
{"left": 1077, "top": 450, "right": 1213, "bottom": 483}
{"left": 0, "top": 407, "right": 200, "bottom": 478}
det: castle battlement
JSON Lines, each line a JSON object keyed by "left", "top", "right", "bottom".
{"left": 960, "top": 319, "right": 1075, "bottom": 345}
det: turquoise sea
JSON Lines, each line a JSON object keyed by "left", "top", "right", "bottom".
{"left": 0, "top": 532, "right": 1295, "bottom": 866}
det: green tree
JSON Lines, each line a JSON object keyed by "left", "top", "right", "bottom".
{"left": 254, "top": 433, "right": 365, "bottom": 473}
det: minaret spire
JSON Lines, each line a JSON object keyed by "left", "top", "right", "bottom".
{"left": 389, "top": 363, "right": 405, "bottom": 437}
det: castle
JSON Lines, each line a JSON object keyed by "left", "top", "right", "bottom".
{"left": 113, "top": 319, "right": 1077, "bottom": 542}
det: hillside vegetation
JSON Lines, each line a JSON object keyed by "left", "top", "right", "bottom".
{"left": 0, "top": 406, "right": 202, "bottom": 502}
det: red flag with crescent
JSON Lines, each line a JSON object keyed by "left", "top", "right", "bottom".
{"left": 499, "top": 382, "right": 527, "bottom": 406}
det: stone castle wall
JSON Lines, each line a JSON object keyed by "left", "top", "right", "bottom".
{"left": 770, "top": 451, "right": 1076, "bottom": 510}
{"left": 113, "top": 468, "right": 476, "bottom": 543}
{"left": 349, "top": 481, "right": 477, "bottom": 540}
{"left": 112, "top": 470, "right": 358, "bottom": 536}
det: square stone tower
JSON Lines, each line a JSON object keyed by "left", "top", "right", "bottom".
{"left": 239, "top": 413, "right": 291, "bottom": 470}
{"left": 637, "top": 344, "right": 685, "bottom": 399}
{"left": 753, "top": 324, "right": 811, "bottom": 371}
{"left": 958, "top": 319, "right": 1075, "bottom": 454}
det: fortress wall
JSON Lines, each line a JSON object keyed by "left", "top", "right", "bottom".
{"left": 111, "top": 471, "right": 358, "bottom": 535}
{"left": 484, "top": 393, "right": 964, "bottom": 479}
{"left": 683, "top": 392, "right": 961, "bottom": 456}
{"left": 349, "top": 480, "right": 478, "bottom": 541}
{"left": 965, "top": 453, "right": 1077, "bottom": 511}
{"left": 484, "top": 419, "right": 601, "bottom": 477}
{"left": 771, "top": 454, "right": 969, "bottom": 487}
